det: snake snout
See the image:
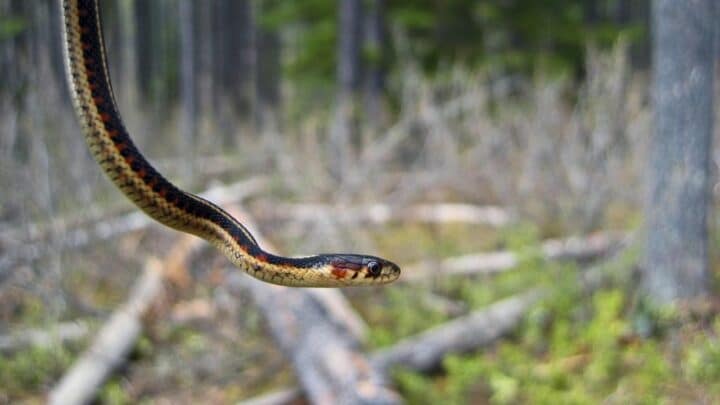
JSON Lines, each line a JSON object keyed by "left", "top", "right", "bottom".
{"left": 378, "top": 259, "right": 401, "bottom": 283}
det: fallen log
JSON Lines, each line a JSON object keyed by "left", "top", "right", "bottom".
{"left": 48, "top": 197, "right": 386, "bottom": 404}
{"left": 239, "top": 242, "right": 636, "bottom": 404}
{"left": 253, "top": 202, "right": 514, "bottom": 227}
{"left": 49, "top": 258, "right": 166, "bottom": 405}
{"left": 402, "top": 232, "right": 626, "bottom": 281}
{"left": 238, "top": 289, "right": 544, "bottom": 404}
{"left": 0, "top": 177, "right": 266, "bottom": 274}
{"left": 225, "top": 206, "right": 400, "bottom": 404}
{"left": 370, "top": 245, "right": 633, "bottom": 374}
{"left": 49, "top": 230, "right": 207, "bottom": 405}
{"left": 371, "top": 289, "right": 545, "bottom": 372}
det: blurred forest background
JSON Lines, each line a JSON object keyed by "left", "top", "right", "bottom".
{"left": 1, "top": 0, "right": 719, "bottom": 403}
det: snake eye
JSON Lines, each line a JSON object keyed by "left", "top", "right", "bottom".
{"left": 367, "top": 261, "right": 381, "bottom": 277}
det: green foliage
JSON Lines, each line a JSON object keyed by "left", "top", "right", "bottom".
{"left": 0, "top": 345, "right": 73, "bottom": 398}
{"left": 261, "top": 0, "right": 337, "bottom": 85}
{"left": 370, "top": 224, "right": 718, "bottom": 403}
{"left": 684, "top": 319, "right": 720, "bottom": 391}
{"left": 99, "top": 379, "right": 132, "bottom": 405}
{"left": 369, "top": 286, "right": 450, "bottom": 347}
{"left": 389, "top": 282, "right": 678, "bottom": 403}
{"left": 262, "top": 0, "right": 645, "bottom": 86}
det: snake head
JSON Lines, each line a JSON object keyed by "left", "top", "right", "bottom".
{"left": 327, "top": 254, "right": 401, "bottom": 285}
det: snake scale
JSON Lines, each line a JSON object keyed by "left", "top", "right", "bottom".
{"left": 60, "top": 0, "right": 400, "bottom": 287}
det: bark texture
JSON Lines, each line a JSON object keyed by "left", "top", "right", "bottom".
{"left": 644, "top": 0, "right": 715, "bottom": 302}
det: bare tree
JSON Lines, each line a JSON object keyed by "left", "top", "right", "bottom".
{"left": 644, "top": 0, "right": 715, "bottom": 303}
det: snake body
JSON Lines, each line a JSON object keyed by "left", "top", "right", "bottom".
{"left": 60, "top": 0, "right": 400, "bottom": 287}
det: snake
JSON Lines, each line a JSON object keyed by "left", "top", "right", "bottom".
{"left": 60, "top": 0, "right": 400, "bottom": 287}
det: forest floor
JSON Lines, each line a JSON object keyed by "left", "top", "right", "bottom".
{"left": 2, "top": 209, "right": 719, "bottom": 403}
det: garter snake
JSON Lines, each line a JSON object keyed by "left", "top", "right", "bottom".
{"left": 60, "top": 0, "right": 400, "bottom": 287}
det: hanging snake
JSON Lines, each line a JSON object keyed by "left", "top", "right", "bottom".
{"left": 60, "top": 0, "right": 400, "bottom": 287}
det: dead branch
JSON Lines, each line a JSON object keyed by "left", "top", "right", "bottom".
{"left": 239, "top": 289, "right": 544, "bottom": 404}
{"left": 0, "top": 177, "right": 266, "bottom": 274}
{"left": 239, "top": 241, "right": 635, "bottom": 404}
{"left": 48, "top": 210, "right": 211, "bottom": 404}
{"left": 49, "top": 258, "right": 166, "bottom": 405}
{"left": 48, "top": 227, "right": 207, "bottom": 405}
{"left": 374, "top": 242, "right": 634, "bottom": 373}
{"left": 253, "top": 202, "right": 514, "bottom": 227}
{"left": 225, "top": 207, "right": 400, "bottom": 405}
{"left": 402, "top": 232, "right": 626, "bottom": 281}
{"left": 371, "top": 289, "right": 546, "bottom": 372}
{"left": 47, "top": 192, "right": 389, "bottom": 404}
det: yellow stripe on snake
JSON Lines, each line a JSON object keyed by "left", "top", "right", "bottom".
{"left": 60, "top": 0, "right": 400, "bottom": 287}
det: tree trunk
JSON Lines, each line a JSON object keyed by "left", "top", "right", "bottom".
{"left": 583, "top": 0, "right": 600, "bottom": 24}
{"left": 255, "top": 1, "right": 281, "bottom": 128}
{"left": 227, "top": 0, "right": 255, "bottom": 122}
{"left": 134, "top": 0, "right": 153, "bottom": 102}
{"left": 364, "top": 0, "right": 387, "bottom": 127}
{"left": 644, "top": 0, "right": 715, "bottom": 303}
{"left": 338, "top": 0, "right": 364, "bottom": 97}
{"left": 178, "top": 0, "right": 196, "bottom": 181}
{"left": 210, "top": 0, "right": 255, "bottom": 134}
{"left": 193, "top": 0, "right": 212, "bottom": 132}
{"left": 629, "top": 0, "right": 652, "bottom": 70}
{"left": 331, "top": 0, "right": 364, "bottom": 180}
